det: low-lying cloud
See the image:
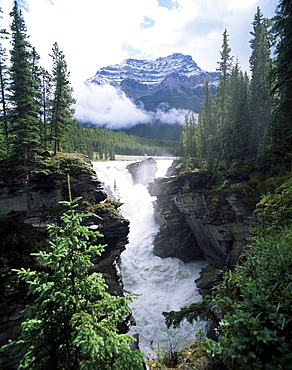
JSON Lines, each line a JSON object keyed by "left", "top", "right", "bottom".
{"left": 73, "top": 83, "right": 190, "bottom": 130}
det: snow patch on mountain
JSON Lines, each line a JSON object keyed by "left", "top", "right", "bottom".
{"left": 74, "top": 53, "right": 217, "bottom": 130}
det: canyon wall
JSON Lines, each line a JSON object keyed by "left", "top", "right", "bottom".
{"left": 0, "top": 162, "right": 131, "bottom": 369}
{"left": 148, "top": 163, "right": 259, "bottom": 292}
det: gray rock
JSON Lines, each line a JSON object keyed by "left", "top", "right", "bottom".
{"left": 150, "top": 171, "right": 258, "bottom": 268}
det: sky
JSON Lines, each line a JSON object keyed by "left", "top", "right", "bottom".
{"left": 0, "top": 0, "right": 278, "bottom": 129}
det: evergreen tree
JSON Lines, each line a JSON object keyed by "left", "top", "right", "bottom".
{"left": 199, "top": 80, "right": 215, "bottom": 170}
{"left": 271, "top": 0, "right": 292, "bottom": 151}
{"left": 40, "top": 67, "right": 53, "bottom": 149}
{"left": 50, "top": 42, "right": 76, "bottom": 155}
{"left": 8, "top": 1, "right": 41, "bottom": 160}
{"left": 0, "top": 8, "right": 9, "bottom": 142}
{"left": 180, "top": 113, "right": 196, "bottom": 169}
{"left": 2, "top": 187, "right": 145, "bottom": 369}
{"left": 225, "top": 62, "right": 250, "bottom": 163}
{"left": 212, "top": 29, "right": 233, "bottom": 172}
{"left": 249, "top": 7, "right": 272, "bottom": 159}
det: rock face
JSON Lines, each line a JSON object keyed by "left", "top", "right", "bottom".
{"left": 0, "top": 161, "right": 131, "bottom": 368}
{"left": 148, "top": 170, "right": 259, "bottom": 269}
{"left": 126, "top": 158, "right": 158, "bottom": 186}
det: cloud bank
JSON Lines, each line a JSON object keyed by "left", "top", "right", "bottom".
{"left": 0, "top": 0, "right": 278, "bottom": 92}
{"left": 74, "top": 84, "right": 190, "bottom": 129}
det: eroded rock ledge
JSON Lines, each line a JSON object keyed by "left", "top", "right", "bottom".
{"left": 0, "top": 161, "right": 131, "bottom": 368}
{"left": 148, "top": 165, "right": 259, "bottom": 287}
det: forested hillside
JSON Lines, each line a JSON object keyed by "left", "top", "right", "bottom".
{"left": 160, "top": 3, "right": 292, "bottom": 369}
{"left": 0, "top": 2, "right": 178, "bottom": 163}
{"left": 66, "top": 123, "right": 179, "bottom": 159}
{"left": 179, "top": 6, "right": 291, "bottom": 176}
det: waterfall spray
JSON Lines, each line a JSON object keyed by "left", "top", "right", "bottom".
{"left": 93, "top": 160, "right": 207, "bottom": 350}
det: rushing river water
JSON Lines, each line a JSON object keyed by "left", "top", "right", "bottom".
{"left": 93, "top": 160, "right": 207, "bottom": 350}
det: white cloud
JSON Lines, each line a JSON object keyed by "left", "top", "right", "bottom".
{"left": 0, "top": 0, "right": 277, "bottom": 130}
{"left": 1, "top": 0, "right": 278, "bottom": 90}
{"left": 74, "top": 84, "right": 189, "bottom": 129}
{"left": 74, "top": 84, "right": 151, "bottom": 129}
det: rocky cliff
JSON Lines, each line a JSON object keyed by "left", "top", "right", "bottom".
{"left": 0, "top": 155, "right": 132, "bottom": 369}
{"left": 148, "top": 163, "right": 259, "bottom": 293}
{"left": 86, "top": 53, "right": 218, "bottom": 112}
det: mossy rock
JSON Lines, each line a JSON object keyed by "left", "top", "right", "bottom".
{"left": 41, "top": 153, "right": 94, "bottom": 176}
{"left": 85, "top": 198, "right": 123, "bottom": 220}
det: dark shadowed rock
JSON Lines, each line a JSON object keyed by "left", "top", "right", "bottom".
{"left": 0, "top": 159, "right": 132, "bottom": 367}
{"left": 149, "top": 170, "right": 258, "bottom": 271}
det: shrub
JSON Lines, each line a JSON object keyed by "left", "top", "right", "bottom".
{"left": 205, "top": 226, "right": 292, "bottom": 369}
{"left": 1, "top": 189, "right": 144, "bottom": 369}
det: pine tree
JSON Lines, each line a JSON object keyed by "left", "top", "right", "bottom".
{"left": 271, "top": 0, "right": 292, "bottom": 151}
{"left": 0, "top": 8, "right": 9, "bottom": 142}
{"left": 180, "top": 113, "right": 196, "bottom": 169}
{"left": 8, "top": 1, "right": 41, "bottom": 160}
{"left": 212, "top": 29, "right": 233, "bottom": 173}
{"left": 249, "top": 7, "right": 272, "bottom": 159}
{"left": 225, "top": 62, "right": 250, "bottom": 164}
{"left": 199, "top": 80, "right": 215, "bottom": 170}
{"left": 40, "top": 67, "right": 53, "bottom": 149}
{"left": 2, "top": 184, "right": 145, "bottom": 370}
{"left": 50, "top": 42, "right": 76, "bottom": 155}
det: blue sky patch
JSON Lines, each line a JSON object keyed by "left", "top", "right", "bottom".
{"left": 18, "top": 0, "right": 29, "bottom": 11}
{"left": 158, "top": 0, "right": 179, "bottom": 10}
{"left": 140, "top": 16, "right": 155, "bottom": 29}
{"left": 122, "top": 43, "right": 140, "bottom": 57}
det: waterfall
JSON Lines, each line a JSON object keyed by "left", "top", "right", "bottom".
{"left": 93, "top": 160, "right": 207, "bottom": 350}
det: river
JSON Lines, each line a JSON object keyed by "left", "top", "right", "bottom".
{"left": 93, "top": 159, "right": 207, "bottom": 350}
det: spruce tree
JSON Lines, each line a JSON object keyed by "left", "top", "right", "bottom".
{"left": 1, "top": 187, "right": 145, "bottom": 370}
{"left": 180, "top": 113, "right": 196, "bottom": 169}
{"left": 212, "top": 29, "right": 233, "bottom": 173}
{"left": 225, "top": 62, "right": 250, "bottom": 163}
{"left": 8, "top": 1, "right": 41, "bottom": 161}
{"left": 272, "top": 0, "right": 292, "bottom": 151}
{"left": 249, "top": 7, "right": 272, "bottom": 159}
{"left": 199, "top": 80, "right": 215, "bottom": 171}
{"left": 50, "top": 42, "right": 76, "bottom": 155}
{"left": 0, "top": 8, "right": 9, "bottom": 142}
{"left": 39, "top": 67, "right": 53, "bottom": 149}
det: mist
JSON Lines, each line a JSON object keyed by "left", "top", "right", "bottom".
{"left": 73, "top": 83, "right": 190, "bottom": 130}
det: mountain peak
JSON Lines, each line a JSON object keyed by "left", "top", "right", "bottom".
{"left": 86, "top": 53, "right": 218, "bottom": 112}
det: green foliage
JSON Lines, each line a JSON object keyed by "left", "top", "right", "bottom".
{"left": 163, "top": 175, "right": 292, "bottom": 369}
{"left": 36, "top": 153, "right": 94, "bottom": 176}
{"left": 249, "top": 7, "right": 272, "bottom": 159}
{"left": 271, "top": 0, "right": 292, "bottom": 151}
{"left": 255, "top": 176, "right": 292, "bottom": 232}
{"left": 49, "top": 42, "right": 76, "bottom": 154}
{"left": 8, "top": 1, "right": 42, "bottom": 162}
{"left": 205, "top": 226, "right": 292, "bottom": 369}
{"left": 163, "top": 300, "right": 211, "bottom": 329}
{"left": 67, "top": 123, "right": 179, "bottom": 159}
{"left": 1, "top": 192, "right": 144, "bottom": 369}
{"left": 202, "top": 177, "right": 292, "bottom": 369}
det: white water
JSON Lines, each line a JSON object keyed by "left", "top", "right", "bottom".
{"left": 93, "top": 160, "right": 207, "bottom": 350}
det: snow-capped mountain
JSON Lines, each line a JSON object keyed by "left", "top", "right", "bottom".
{"left": 86, "top": 53, "right": 218, "bottom": 112}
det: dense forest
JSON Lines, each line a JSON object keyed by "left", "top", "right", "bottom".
{"left": 0, "top": 0, "right": 292, "bottom": 369}
{"left": 67, "top": 123, "right": 179, "bottom": 159}
{"left": 0, "top": 2, "right": 178, "bottom": 163}
{"left": 162, "top": 2, "right": 292, "bottom": 369}
{"left": 180, "top": 6, "right": 291, "bottom": 177}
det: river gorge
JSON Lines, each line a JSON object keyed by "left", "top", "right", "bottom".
{"left": 93, "top": 160, "right": 207, "bottom": 350}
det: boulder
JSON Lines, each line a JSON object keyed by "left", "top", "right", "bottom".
{"left": 127, "top": 158, "right": 157, "bottom": 186}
